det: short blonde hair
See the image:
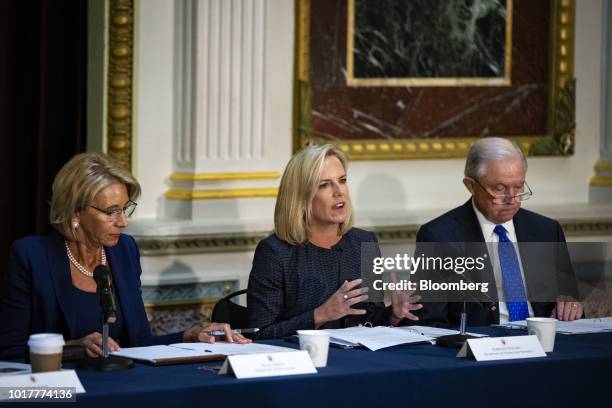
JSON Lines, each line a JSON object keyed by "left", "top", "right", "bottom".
{"left": 50, "top": 152, "right": 141, "bottom": 239}
{"left": 274, "top": 144, "right": 353, "bottom": 245}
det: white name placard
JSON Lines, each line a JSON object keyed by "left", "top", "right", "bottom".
{"left": 457, "top": 335, "right": 546, "bottom": 361}
{"left": 219, "top": 350, "right": 317, "bottom": 379}
{"left": 0, "top": 369, "right": 86, "bottom": 394}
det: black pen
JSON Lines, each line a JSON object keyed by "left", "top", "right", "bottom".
{"left": 207, "top": 328, "right": 259, "bottom": 336}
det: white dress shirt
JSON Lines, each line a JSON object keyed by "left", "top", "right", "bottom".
{"left": 472, "top": 201, "right": 534, "bottom": 324}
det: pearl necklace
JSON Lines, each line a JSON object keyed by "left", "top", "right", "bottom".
{"left": 65, "top": 241, "right": 106, "bottom": 278}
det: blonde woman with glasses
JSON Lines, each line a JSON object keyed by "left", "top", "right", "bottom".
{"left": 0, "top": 152, "right": 248, "bottom": 359}
{"left": 248, "top": 144, "right": 422, "bottom": 339}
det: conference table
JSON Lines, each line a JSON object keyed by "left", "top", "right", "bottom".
{"left": 49, "top": 327, "right": 612, "bottom": 406}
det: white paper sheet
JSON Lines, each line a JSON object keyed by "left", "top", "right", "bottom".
{"left": 170, "top": 342, "right": 296, "bottom": 355}
{"left": 499, "top": 317, "right": 612, "bottom": 334}
{"left": 112, "top": 343, "right": 297, "bottom": 363}
{"left": 111, "top": 345, "right": 207, "bottom": 362}
{"left": 322, "top": 326, "right": 433, "bottom": 351}
{"left": 397, "top": 325, "right": 487, "bottom": 343}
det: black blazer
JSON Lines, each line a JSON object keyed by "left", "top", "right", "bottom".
{"left": 0, "top": 231, "right": 183, "bottom": 359}
{"left": 247, "top": 228, "right": 392, "bottom": 339}
{"left": 415, "top": 200, "right": 576, "bottom": 327}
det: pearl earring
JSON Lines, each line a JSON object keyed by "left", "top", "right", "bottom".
{"left": 72, "top": 221, "right": 79, "bottom": 229}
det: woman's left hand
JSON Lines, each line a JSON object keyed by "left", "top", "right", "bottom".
{"left": 389, "top": 272, "right": 423, "bottom": 325}
{"left": 183, "top": 322, "right": 252, "bottom": 344}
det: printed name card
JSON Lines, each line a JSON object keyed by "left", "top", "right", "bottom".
{"left": 219, "top": 351, "right": 317, "bottom": 379}
{"left": 0, "top": 369, "right": 86, "bottom": 393}
{"left": 457, "top": 335, "right": 546, "bottom": 361}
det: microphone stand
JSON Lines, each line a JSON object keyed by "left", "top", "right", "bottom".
{"left": 102, "top": 322, "right": 110, "bottom": 358}
{"left": 77, "top": 292, "right": 134, "bottom": 371}
{"left": 77, "top": 316, "right": 134, "bottom": 371}
{"left": 436, "top": 301, "right": 478, "bottom": 348}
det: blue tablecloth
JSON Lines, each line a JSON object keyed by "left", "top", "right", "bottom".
{"left": 44, "top": 327, "right": 612, "bottom": 407}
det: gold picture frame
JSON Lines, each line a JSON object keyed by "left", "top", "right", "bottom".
{"left": 294, "top": 0, "right": 576, "bottom": 160}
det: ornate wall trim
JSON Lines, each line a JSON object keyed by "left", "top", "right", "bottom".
{"left": 137, "top": 231, "right": 271, "bottom": 256}
{"left": 325, "top": 136, "right": 541, "bottom": 161}
{"left": 594, "top": 161, "right": 612, "bottom": 172}
{"left": 165, "top": 187, "right": 279, "bottom": 200}
{"left": 135, "top": 218, "right": 612, "bottom": 255}
{"left": 170, "top": 171, "right": 281, "bottom": 182}
{"left": 142, "top": 280, "right": 238, "bottom": 334}
{"left": 591, "top": 161, "right": 612, "bottom": 187}
{"left": 107, "top": 0, "right": 134, "bottom": 170}
{"left": 142, "top": 280, "right": 236, "bottom": 305}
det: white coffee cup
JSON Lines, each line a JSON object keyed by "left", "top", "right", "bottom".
{"left": 27, "top": 333, "right": 65, "bottom": 373}
{"left": 526, "top": 317, "right": 557, "bottom": 352}
{"left": 297, "top": 330, "right": 330, "bottom": 368}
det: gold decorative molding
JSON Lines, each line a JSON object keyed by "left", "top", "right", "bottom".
{"left": 309, "top": 136, "right": 542, "bottom": 161}
{"left": 296, "top": 0, "right": 576, "bottom": 160}
{"left": 590, "top": 176, "right": 612, "bottom": 187}
{"left": 594, "top": 161, "right": 612, "bottom": 172}
{"left": 293, "top": 0, "right": 312, "bottom": 155}
{"left": 346, "top": 0, "right": 513, "bottom": 87}
{"left": 165, "top": 187, "right": 278, "bottom": 200}
{"left": 107, "top": 0, "right": 134, "bottom": 170}
{"left": 170, "top": 172, "right": 281, "bottom": 182}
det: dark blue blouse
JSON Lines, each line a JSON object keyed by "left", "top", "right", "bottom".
{"left": 72, "top": 286, "right": 125, "bottom": 344}
{"left": 247, "top": 228, "right": 392, "bottom": 339}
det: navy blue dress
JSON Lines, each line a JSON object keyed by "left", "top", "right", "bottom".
{"left": 247, "top": 228, "right": 393, "bottom": 339}
{"left": 72, "top": 286, "right": 125, "bottom": 344}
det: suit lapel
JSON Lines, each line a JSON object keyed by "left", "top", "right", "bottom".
{"left": 513, "top": 209, "right": 535, "bottom": 242}
{"left": 454, "top": 200, "right": 487, "bottom": 242}
{"left": 46, "top": 232, "right": 77, "bottom": 338}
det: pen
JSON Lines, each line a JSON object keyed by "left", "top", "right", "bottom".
{"left": 207, "top": 328, "right": 260, "bottom": 336}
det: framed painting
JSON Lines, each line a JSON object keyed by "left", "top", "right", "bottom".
{"left": 294, "top": 0, "right": 575, "bottom": 159}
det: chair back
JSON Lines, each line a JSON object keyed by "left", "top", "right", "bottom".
{"left": 211, "top": 289, "right": 249, "bottom": 328}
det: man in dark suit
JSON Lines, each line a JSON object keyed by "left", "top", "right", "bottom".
{"left": 416, "top": 137, "right": 582, "bottom": 327}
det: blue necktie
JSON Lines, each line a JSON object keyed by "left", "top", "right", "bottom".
{"left": 494, "top": 225, "right": 529, "bottom": 321}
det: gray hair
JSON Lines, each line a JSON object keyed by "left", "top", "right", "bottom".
{"left": 464, "top": 137, "right": 527, "bottom": 179}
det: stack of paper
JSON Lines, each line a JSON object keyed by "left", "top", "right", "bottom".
{"left": 112, "top": 342, "right": 296, "bottom": 365}
{"left": 499, "top": 317, "right": 612, "bottom": 334}
{"left": 396, "top": 325, "right": 486, "bottom": 342}
{"left": 322, "top": 326, "right": 433, "bottom": 351}
{"left": 170, "top": 342, "right": 294, "bottom": 355}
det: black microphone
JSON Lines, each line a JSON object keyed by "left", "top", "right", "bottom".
{"left": 93, "top": 265, "right": 117, "bottom": 324}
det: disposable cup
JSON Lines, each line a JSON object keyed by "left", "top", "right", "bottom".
{"left": 297, "top": 330, "right": 330, "bottom": 368}
{"left": 527, "top": 317, "right": 557, "bottom": 352}
{"left": 27, "top": 333, "right": 64, "bottom": 372}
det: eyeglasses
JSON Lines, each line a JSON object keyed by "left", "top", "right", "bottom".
{"left": 469, "top": 178, "right": 533, "bottom": 205}
{"left": 89, "top": 201, "right": 137, "bottom": 220}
